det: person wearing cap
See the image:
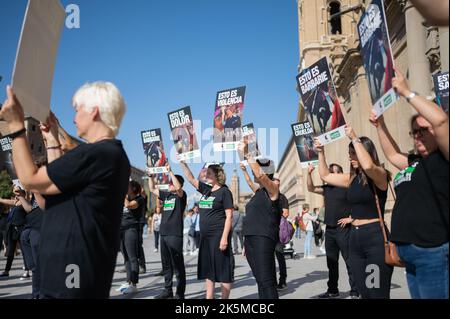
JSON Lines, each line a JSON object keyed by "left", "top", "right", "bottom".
{"left": 238, "top": 143, "right": 281, "bottom": 299}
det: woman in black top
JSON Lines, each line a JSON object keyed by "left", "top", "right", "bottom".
{"left": 180, "top": 161, "right": 234, "bottom": 299}
{"left": 370, "top": 69, "right": 449, "bottom": 299}
{"left": 0, "top": 186, "right": 27, "bottom": 278}
{"left": 316, "top": 126, "right": 393, "bottom": 299}
{"left": 239, "top": 148, "right": 281, "bottom": 299}
{"left": 118, "top": 181, "right": 145, "bottom": 295}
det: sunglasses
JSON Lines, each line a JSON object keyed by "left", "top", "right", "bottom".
{"left": 409, "top": 127, "right": 430, "bottom": 138}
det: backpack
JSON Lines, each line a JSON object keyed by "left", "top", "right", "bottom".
{"left": 298, "top": 212, "right": 307, "bottom": 232}
{"left": 279, "top": 217, "right": 295, "bottom": 244}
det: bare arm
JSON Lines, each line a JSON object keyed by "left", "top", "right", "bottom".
{"left": 167, "top": 164, "right": 184, "bottom": 198}
{"left": 306, "top": 165, "right": 324, "bottom": 195}
{"left": 179, "top": 161, "right": 199, "bottom": 190}
{"left": 0, "top": 198, "right": 15, "bottom": 206}
{"left": 220, "top": 208, "right": 233, "bottom": 251}
{"left": 147, "top": 174, "right": 160, "bottom": 198}
{"left": 393, "top": 69, "right": 449, "bottom": 161}
{"left": 0, "top": 87, "right": 61, "bottom": 195}
{"left": 239, "top": 163, "right": 258, "bottom": 194}
{"left": 124, "top": 197, "right": 139, "bottom": 210}
{"left": 370, "top": 112, "right": 409, "bottom": 170}
{"left": 409, "top": 0, "right": 449, "bottom": 26}
{"left": 346, "top": 125, "right": 388, "bottom": 191}
{"left": 315, "top": 139, "right": 350, "bottom": 188}
{"left": 16, "top": 195, "right": 33, "bottom": 213}
{"left": 247, "top": 158, "right": 279, "bottom": 200}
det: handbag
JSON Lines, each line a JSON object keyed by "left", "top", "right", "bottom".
{"left": 372, "top": 183, "right": 405, "bottom": 268}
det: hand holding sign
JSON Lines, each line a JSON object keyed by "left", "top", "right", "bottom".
{"left": 0, "top": 86, "right": 26, "bottom": 133}
{"left": 392, "top": 68, "right": 411, "bottom": 98}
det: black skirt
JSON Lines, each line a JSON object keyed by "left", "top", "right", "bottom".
{"left": 197, "top": 233, "right": 234, "bottom": 283}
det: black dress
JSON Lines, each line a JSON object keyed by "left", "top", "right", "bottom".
{"left": 196, "top": 182, "right": 234, "bottom": 283}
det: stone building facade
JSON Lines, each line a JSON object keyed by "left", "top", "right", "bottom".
{"left": 277, "top": 0, "right": 449, "bottom": 218}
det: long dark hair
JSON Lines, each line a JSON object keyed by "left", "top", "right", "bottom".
{"left": 348, "top": 136, "right": 391, "bottom": 186}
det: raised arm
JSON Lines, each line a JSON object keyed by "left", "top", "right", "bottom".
{"left": 0, "top": 86, "right": 61, "bottom": 195}
{"left": 167, "top": 163, "right": 184, "bottom": 198}
{"left": 306, "top": 165, "right": 324, "bottom": 195}
{"left": 345, "top": 125, "right": 388, "bottom": 191}
{"left": 147, "top": 173, "right": 160, "bottom": 198}
{"left": 179, "top": 161, "right": 199, "bottom": 190}
{"left": 409, "top": 0, "right": 449, "bottom": 26}
{"left": 124, "top": 196, "right": 139, "bottom": 210}
{"left": 40, "top": 112, "right": 63, "bottom": 164}
{"left": 370, "top": 111, "right": 409, "bottom": 170}
{"left": 315, "top": 139, "right": 350, "bottom": 188}
{"left": 239, "top": 163, "right": 259, "bottom": 194}
{"left": 393, "top": 69, "right": 449, "bottom": 161}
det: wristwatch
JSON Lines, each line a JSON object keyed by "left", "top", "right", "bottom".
{"left": 406, "top": 91, "right": 418, "bottom": 103}
{"left": 6, "top": 128, "right": 26, "bottom": 140}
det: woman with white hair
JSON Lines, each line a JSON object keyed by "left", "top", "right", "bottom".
{"left": 238, "top": 143, "right": 281, "bottom": 299}
{"left": 0, "top": 82, "right": 131, "bottom": 298}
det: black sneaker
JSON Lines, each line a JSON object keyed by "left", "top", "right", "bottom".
{"left": 154, "top": 290, "right": 173, "bottom": 299}
{"left": 173, "top": 294, "right": 185, "bottom": 300}
{"left": 350, "top": 293, "right": 361, "bottom": 299}
{"left": 318, "top": 292, "right": 340, "bottom": 299}
{"left": 154, "top": 270, "right": 164, "bottom": 277}
{"left": 276, "top": 283, "right": 288, "bottom": 291}
{"left": 117, "top": 268, "right": 126, "bottom": 273}
{"left": 0, "top": 272, "right": 9, "bottom": 278}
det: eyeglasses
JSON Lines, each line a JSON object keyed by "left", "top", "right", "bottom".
{"left": 409, "top": 127, "right": 430, "bottom": 138}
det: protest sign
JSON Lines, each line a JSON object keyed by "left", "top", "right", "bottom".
{"left": 358, "top": 0, "right": 398, "bottom": 117}
{"left": 141, "top": 129, "right": 169, "bottom": 174}
{"left": 291, "top": 121, "right": 319, "bottom": 168}
{"left": 239, "top": 123, "right": 261, "bottom": 164}
{"left": 213, "top": 86, "right": 246, "bottom": 152}
{"left": 167, "top": 106, "right": 201, "bottom": 161}
{"left": 433, "top": 72, "right": 449, "bottom": 114}
{"left": 11, "top": 0, "right": 65, "bottom": 125}
{"left": 297, "top": 57, "right": 346, "bottom": 145}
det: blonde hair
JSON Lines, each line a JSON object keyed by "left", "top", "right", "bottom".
{"left": 208, "top": 165, "right": 226, "bottom": 186}
{"left": 72, "top": 82, "right": 126, "bottom": 136}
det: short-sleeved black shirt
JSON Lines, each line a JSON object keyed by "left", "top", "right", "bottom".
{"left": 42, "top": 139, "right": 130, "bottom": 298}
{"left": 10, "top": 205, "right": 26, "bottom": 226}
{"left": 121, "top": 195, "right": 145, "bottom": 230}
{"left": 197, "top": 182, "right": 234, "bottom": 236}
{"left": 321, "top": 185, "right": 350, "bottom": 227}
{"left": 159, "top": 190, "right": 187, "bottom": 237}
{"left": 279, "top": 193, "right": 289, "bottom": 211}
{"left": 243, "top": 188, "right": 282, "bottom": 242}
{"left": 391, "top": 152, "right": 449, "bottom": 247}
{"left": 25, "top": 199, "right": 43, "bottom": 230}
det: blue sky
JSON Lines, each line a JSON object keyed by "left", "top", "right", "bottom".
{"left": 0, "top": 0, "right": 300, "bottom": 197}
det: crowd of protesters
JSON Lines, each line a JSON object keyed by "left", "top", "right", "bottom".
{"left": 0, "top": 0, "right": 447, "bottom": 301}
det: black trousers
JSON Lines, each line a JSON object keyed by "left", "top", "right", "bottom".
{"left": 120, "top": 227, "right": 140, "bottom": 284}
{"left": 160, "top": 235, "right": 186, "bottom": 296}
{"left": 325, "top": 226, "right": 358, "bottom": 295}
{"left": 244, "top": 236, "right": 279, "bottom": 299}
{"left": 138, "top": 224, "right": 146, "bottom": 270}
{"left": 275, "top": 243, "right": 287, "bottom": 285}
{"left": 4, "top": 225, "right": 24, "bottom": 273}
{"left": 194, "top": 231, "right": 201, "bottom": 249}
{"left": 349, "top": 223, "right": 393, "bottom": 299}
{"left": 20, "top": 228, "right": 40, "bottom": 298}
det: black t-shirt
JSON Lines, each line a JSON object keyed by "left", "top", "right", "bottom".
{"left": 279, "top": 193, "right": 289, "bottom": 211}
{"left": 243, "top": 188, "right": 282, "bottom": 242}
{"left": 25, "top": 199, "right": 43, "bottom": 230}
{"left": 347, "top": 175, "right": 387, "bottom": 220}
{"left": 322, "top": 185, "right": 350, "bottom": 227}
{"left": 197, "top": 181, "right": 234, "bottom": 236}
{"left": 0, "top": 212, "right": 8, "bottom": 231}
{"left": 391, "top": 152, "right": 449, "bottom": 247}
{"left": 43, "top": 139, "right": 130, "bottom": 298}
{"left": 121, "top": 195, "right": 145, "bottom": 230}
{"left": 10, "top": 205, "right": 26, "bottom": 226}
{"left": 159, "top": 190, "right": 187, "bottom": 237}
{"left": 139, "top": 195, "right": 148, "bottom": 224}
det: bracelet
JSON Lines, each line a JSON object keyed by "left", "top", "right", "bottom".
{"left": 406, "top": 91, "right": 418, "bottom": 103}
{"left": 46, "top": 145, "right": 62, "bottom": 150}
{"left": 352, "top": 138, "right": 362, "bottom": 145}
{"left": 6, "top": 128, "right": 26, "bottom": 140}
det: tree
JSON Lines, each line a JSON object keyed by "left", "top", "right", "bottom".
{"left": 0, "top": 170, "right": 13, "bottom": 199}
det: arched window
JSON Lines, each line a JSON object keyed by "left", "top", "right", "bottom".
{"left": 329, "top": 1, "right": 342, "bottom": 35}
